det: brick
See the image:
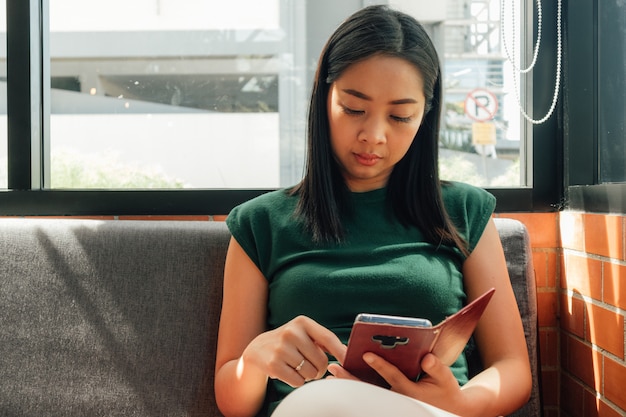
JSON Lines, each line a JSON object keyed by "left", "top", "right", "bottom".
{"left": 585, "top": 304, "right": 625, "bottom": 358}
{"left": 597, "top": 400, "right": 623, "bottom": 417}
{"left": 561, "top": 294, "right": 586, "bottom": 338}
{"left": 500, "top": 212, "right": 559, "bottom": 248}
{"left": 583, "top": 214, "right": 623, "bottom": 259}
{"left": 540, "top": 329, "right": 559, "bottom": 367}
{"left": 547, "top": 250, "right": 559, "bottom": 288}
{"left": 604, "top": 357, "right": 626, "bottom": 411}
{"left": 542, "top": 368, "right": 560, "bottom": 408}
{"left": 560, "top": 252, "right": 565, "bottom": 289}
{"left": 561, "top": 373, "right": 585, "bottom": 417}
{"left": 533, "top": 251, "right": 549, "bottom": 288}
{"left": 583, "top": 387, "right": 600, "bottom": 417}
{"left": 604, "top": 261, "right": 626, "bottom": 310}
{"left": 538, "top": 291, "right": 559, "bottom": 327}
{"left": 23, "top": 215, "right": 116, "bottom": 220}
{"left": 534, "top": 250, "right": 559, "bottom": 289}
{"left": 561, "top": 253, "right": 603, "bottom": 301}
{"left": 117, "top": 215, "right": 211, "bottom": 221}
{"left": 561, "top": 211, "right": 586, "bottom": 252}
{"left": 578, "top": 389, "right": 624, "bottom": 417}
{"left": 562, "top": 335, "right": 602, "bottom": 391}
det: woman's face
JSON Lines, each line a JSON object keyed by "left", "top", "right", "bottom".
{"left": 327, "top": 54, "right": 426, "bottom": 192}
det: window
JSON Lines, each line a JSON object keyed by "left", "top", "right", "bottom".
{"left": 48, "top": 0, "right": 285, "bottom": 189}
{"left": 1, "top": 0, "right": 562, "bottom": 215}
{"left": 47, "top": 0, "right": 526, "bottom": 189}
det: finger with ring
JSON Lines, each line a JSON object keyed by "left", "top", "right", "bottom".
{"left": 294, "top": 359, "right": 305, "bottom": 372}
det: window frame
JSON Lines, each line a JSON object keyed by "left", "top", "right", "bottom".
{"left": 1, "top": 0, "right": 562, "bottom": 216}
{"left": 565, "top": 0, "right": 626, "bottom": 214}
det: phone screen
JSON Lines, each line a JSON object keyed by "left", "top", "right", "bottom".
{"left": 355, "top": 313, "right": 432, "bottom": 327}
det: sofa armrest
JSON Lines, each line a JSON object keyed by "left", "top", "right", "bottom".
{"left": 494, "top": 218, "right": 542, "bottom": 417}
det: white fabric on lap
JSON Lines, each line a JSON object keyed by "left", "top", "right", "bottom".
{"left": 271, "top": 379, "right": 459, "bottom": 417}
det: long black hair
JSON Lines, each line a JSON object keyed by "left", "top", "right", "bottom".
{"left": 291, "top": 5, "right": 468, "bottom": 255}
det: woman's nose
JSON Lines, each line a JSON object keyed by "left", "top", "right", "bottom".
{"left": 359, "top": 117, "right": 386, "bottom": 143}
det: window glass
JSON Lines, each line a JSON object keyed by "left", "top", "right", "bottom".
{"left": 438, "top": 0, "right": 523, "bottom": 187}
{"left": 0, "top": 0, "right": 6, "bottom": 189}
{"left": 48, "top": 0, "right": 525, "bottom": 189}
{"left": 598, "top": 0, "right": 626, "bottom": 183}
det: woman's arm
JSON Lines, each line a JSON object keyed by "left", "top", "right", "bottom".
{"left": 330, "top": 219, "right": 531, "bottom": 417}
{"left": 457, "top": 218, "right": 532, "bottom": 416}
{"left": 400, "top": 219, "right": 531, "bottom": 416}
{"left": 214, "top": 237, "right": 271, "bottom": 417}
{"left": 214, "top": 237, "right": 347, "bottom": 417}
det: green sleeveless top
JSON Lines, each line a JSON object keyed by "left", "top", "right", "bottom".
{"left": 226, "top": 181, "right": 496, "bottom": 416}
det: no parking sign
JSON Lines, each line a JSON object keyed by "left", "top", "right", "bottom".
{"left": 464, "top": 88, "right": 498, "bottom": 122}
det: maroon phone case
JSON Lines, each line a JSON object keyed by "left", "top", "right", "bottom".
{"left": 343, "top": 288, "right": 496, "bottom": 387}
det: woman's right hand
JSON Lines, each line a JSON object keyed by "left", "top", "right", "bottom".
{"left": 241, "top": 315, "right": 347, "bottom": 387}
{"left": 215, "top": 238, "right": 347, "bottom": 417}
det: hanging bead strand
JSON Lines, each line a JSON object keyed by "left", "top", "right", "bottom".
{"left": 501, "top": 0, "right": 542, "bottom": 74}
{"left": 500, "top": 0, "right": 562, "bottom": 125}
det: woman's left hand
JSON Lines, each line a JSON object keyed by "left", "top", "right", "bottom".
{"left": 328, "top": 352, "right": 468, "bottom": 416}
{"left": 388, "top": 353, "right": 467, "bottom": 414}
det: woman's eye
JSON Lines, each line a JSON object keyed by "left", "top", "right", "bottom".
{"left": 341, "top": 105, "right": 364, "bottom": 116}
{"left": 391, "top": 115, "right": 412, "bottom": 123}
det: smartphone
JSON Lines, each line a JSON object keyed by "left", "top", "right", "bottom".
{"left": 343, "top": 313, "right": 435, "bottom": 388}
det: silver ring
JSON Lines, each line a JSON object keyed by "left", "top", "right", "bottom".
{"left": 295, "top": 359, "right": 305, "bottom": 372}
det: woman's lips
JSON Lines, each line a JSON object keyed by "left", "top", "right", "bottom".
{"left": 354, "top": 153, "right": 381, "bottom": 166}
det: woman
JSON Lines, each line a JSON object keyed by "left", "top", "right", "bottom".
{"left": 214, "top": 5, "right": 531, "bottom": 417}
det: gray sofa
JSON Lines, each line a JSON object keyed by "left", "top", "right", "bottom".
{"left": 0, "top": 217, "right": 540, "bottom": 417}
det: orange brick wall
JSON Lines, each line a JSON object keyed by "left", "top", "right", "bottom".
{"left": 559, "top": 212, "right": 626, "bottom": 417}
{"left": 500, "top": 212, "right": 626, "bottom": 417}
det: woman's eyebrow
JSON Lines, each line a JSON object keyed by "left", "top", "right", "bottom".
{"left": 342, "top": 88, "right": 418, "bottom": 105}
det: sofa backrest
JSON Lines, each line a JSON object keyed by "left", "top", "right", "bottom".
{"left": 0, "top": 219, "right": 230, "bottom": 417}
{"left": 0, "top": 217, "right": 539, "bottom": 417}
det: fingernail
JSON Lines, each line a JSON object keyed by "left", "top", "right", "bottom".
{"left": 423, "top": 354, "right": 434, "bottom": 367}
